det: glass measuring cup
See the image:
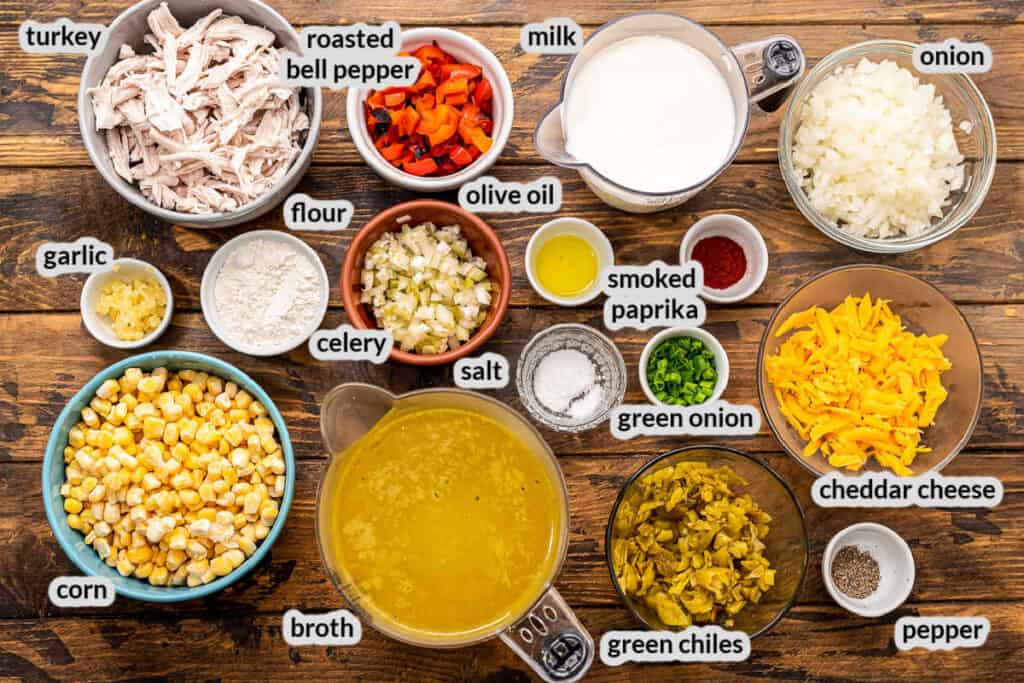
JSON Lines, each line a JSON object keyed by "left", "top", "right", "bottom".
{"left": 535, "top": 12, "right": 804, "bottom": 213}
{"left": 315, "top": 383, "right": 594, "bottom": 682}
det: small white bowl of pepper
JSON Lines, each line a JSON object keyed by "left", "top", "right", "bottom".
{"left": 823, "top": 522, "right": 915, "bottom": 618}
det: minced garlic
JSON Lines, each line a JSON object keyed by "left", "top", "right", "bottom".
{"left": 96, "top": 275, "right": 167, "bottom": 341}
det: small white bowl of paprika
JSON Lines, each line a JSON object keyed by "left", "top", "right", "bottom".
{"left": 681, "top": 214, "right": 768, "bottom": 304}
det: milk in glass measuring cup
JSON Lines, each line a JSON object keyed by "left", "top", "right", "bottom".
{"left": 535, "top": 13, "right": 804, "bottom": 213}
{"left": 316, "top": 384, "right": 594, "bottom": 682}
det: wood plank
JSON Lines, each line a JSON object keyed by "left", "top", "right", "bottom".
{"left": 2, "top": 24, "right": 1022, "bottom": 167}
{"left": 0, "top": 0, "right": 1020, "bottom": 27}
{"left": 2, "top": 451, "right": 1020, "bottom": 619}
{"left": 2, "top": 163, "right": 1023, "bottom": 315}
{"left": 1, "top": 304, "right": 1021, "bottom": 464}
{"left": 0, "top": 602, "right": 1020, "bottom": 682}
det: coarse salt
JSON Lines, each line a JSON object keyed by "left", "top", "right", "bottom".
{"left": 533, "top": 349, "right": 604, "bottom": 421}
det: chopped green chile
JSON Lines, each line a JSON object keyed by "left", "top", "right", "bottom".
{"left": 611, "top": 462, "right": 776, "bottom": 629}
{"left": 646, "top": 336, "right": 718, "bottom": 405}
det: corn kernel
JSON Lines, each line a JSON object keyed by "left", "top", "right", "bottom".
{"left": 210, "top": 554, "right": 233, "bottom": 577}
{"left": 97, "top": 379, "right": 120, "bottom": 401}
{"left": 64, "top": 498, "right": 83, "bottom": 514}
{"left": 69, "top": 428, "right": 86, "bottom": 449}
{"left": 127, "top": 546, "right": 153, "bottom": 565}
{"left": 116, "top": 557, "right": 136, "bottom": 576}
{"left": 234, "top": 391, "right": 252, "bottom": 409}
{"left": 143, "top": 416, "right": 166, "bottom": 440}
{"left": 90, "top": 398, "right": 112, "bottom": 418}
{"left": 82, "top": 407, "right": 100, "bottom": 428}
{"left": 166, "top": 548, "right": 186, "bottom": 571}
{"left": 163, "top": 422, "right": 180, "bottom": 446}
{"left": 138, "top": 375, "right": 165, "bottom": 395}
{"left": 149, "top": 566, "right": 170, "bottom": 586}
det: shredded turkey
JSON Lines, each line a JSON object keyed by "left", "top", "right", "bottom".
{"left": 89, "top": 3, "right": 309, "bottom": 215}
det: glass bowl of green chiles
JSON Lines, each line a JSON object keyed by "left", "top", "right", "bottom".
{"left": 640, "top": 328, "right": 729, "bottom": 406}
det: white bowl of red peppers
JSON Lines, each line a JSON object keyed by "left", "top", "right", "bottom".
{"left": 346, "top": 28, "right": 514, "bottom": 192}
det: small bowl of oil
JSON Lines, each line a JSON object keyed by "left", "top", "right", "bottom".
{"left": 525, "top": 217, "right": 614, "bottom": 306}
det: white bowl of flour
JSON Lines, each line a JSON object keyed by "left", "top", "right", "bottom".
{"left": 201, "top": 230, "right": 329, "bottom": 356}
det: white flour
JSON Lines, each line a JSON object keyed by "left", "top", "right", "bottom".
{"left": 213, "top": 238, "right": 324, "bottom": 351}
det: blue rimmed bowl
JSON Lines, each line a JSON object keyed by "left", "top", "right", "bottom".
{"left": 42, "top": 350, "right": 295, "bottom": 602}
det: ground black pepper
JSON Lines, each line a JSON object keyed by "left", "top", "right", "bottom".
{"left": 831, "top": 545, "right": 881, "bottom": 599}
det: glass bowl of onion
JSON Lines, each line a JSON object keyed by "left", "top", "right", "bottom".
{"left": 778, "top": 40, "right": 996, "bottom": 253}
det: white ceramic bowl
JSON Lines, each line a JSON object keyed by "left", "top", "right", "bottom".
{"left": 680, "top": 214, "right": 768, "bottom": 304}
{"left": 345, "top": 27, "right": 514, "bottom": 192}
{"left": 823, "top": 522, "right": 915, "bottom": 618}
{"left": 639, "top": 327, "right": 729, "bottom": 406}
{"left": 81, "top": 258, "right": 174, "bottom": 349}
{"left": 525, "top": 217, "right": 614, "bottom": 306}
{"left": 200, "top": 231, "right": 329, "bottom": 356}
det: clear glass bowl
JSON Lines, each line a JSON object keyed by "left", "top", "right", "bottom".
{"left": 516, "top": 324, "right": 627, "bottom": 432}
{"left": 605, "top": 446, "right": 808, "bottom": 638}
{"left": 778, "top": 40, "right": 996, "bottom": 253}
{"left": 757, "top": 265, "right": 983, "bottom": 478}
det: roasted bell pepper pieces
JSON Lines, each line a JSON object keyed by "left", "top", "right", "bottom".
{"left": 363, "top": 41, "right": 496, "bottom": 177}
{"left": 403, "top": 157, "right": 439, "bottom": 176}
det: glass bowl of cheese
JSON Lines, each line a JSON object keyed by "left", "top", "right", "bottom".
{"left": 757, "top": 265, "right": 983, "bottom": 477}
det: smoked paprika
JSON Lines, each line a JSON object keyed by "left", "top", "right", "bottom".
{"left": 691, "top": 236, "right": 747, "bottom": 290}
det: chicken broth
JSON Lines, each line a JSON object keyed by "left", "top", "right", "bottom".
{"left": 320, "top": 407, "right": 564, "bottom": 643}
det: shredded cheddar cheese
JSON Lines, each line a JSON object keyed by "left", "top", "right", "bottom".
{"left": 765, "top": 293, "right": 951, "bottom": 475}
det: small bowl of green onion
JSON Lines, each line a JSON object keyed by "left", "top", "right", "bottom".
{"left": 639, "top": 328, "right": 729, "bottom": 406}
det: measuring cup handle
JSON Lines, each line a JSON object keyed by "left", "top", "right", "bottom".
{"left": 731, "top": 36, "right": 805, "bottom": 113}
{"left": 500, "top": 587, "right": 594, "bottom": 682}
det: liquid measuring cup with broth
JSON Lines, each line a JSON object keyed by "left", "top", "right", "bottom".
{"left": 535, "top": 13, "right": 804, "bottom": 213}
{"left": 315, "top": 384, "right": 594, "bottom": 682}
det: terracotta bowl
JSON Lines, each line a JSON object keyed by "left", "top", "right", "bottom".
{"left": 341, "top": 200, "right": 511, "bottom": 366}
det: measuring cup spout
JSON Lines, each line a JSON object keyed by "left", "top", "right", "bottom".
{"left": 320, "top": 383, "right": 396, "bottom": 456}
{"left": 534, "top": 103, "right": 582, "bottom": 167}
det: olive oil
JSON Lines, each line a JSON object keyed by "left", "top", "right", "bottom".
{"left": 534, "top": 233, "right": 599, "bottom": 298}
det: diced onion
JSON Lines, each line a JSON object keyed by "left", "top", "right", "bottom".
{"left": 360, "top": 221, "right": 493, "bottom": 354}
{"left": 792, "top": 58, "right": 965, "bottom": 239}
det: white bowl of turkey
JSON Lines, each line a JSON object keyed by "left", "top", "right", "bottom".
{"left": 201, "top": 231, "right": 329, "bottom": 356}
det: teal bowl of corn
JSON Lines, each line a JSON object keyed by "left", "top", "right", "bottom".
{"left": 42, "top": 350, "right": 295, "bottom": 602}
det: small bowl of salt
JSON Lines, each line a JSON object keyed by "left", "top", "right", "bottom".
{"left": 201, "top": 230, "right": 329, "bottom": 356}
{"left": 516, "top": 324, "right": 627, "bottom": 432}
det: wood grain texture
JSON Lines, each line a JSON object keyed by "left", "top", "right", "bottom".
{"left": 2, "top": 24, "right": 1023, "bottom": 167}
{"left": 2, "top": 452, "right": 1020, "bottom": 620}
{"left": 1, "top": 305, "right": 1021, "bottom": 464}
{"left": 0, "top": 602, "right": 1020, "bottom": 682}
{"left": 1, "top": 0, "right": 1022, "bottom": 26}
{"left": 2, "top": 163, "right": 1023, "bottom": 315}
{"left": 2, "top": 0, "right": 1023, "bottom": 680}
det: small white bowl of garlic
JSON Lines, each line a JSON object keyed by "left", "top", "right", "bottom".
{"left": 81, "top": 258, "right": 174, "bottom": 349}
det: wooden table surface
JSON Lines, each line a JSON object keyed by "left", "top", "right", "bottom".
{"left": 1, "top": 1, "right": 1023, "bottom": 681}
